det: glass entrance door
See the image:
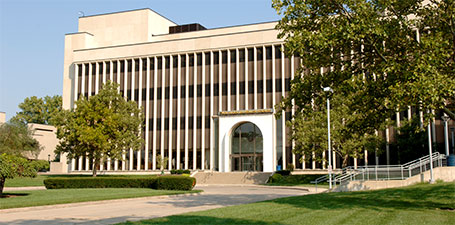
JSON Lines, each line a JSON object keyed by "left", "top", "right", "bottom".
{"left": 230, "top": 122, "right": 263, "bottom": 171}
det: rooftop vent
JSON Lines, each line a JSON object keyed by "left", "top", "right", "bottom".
{"left": 169, "top": 23, "right": 207, "bottom": 34}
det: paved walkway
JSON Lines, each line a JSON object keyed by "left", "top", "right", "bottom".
{"left": 0, "top": 185, "right": 323, "bottom": 225}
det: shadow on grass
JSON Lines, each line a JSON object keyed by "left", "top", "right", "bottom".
{"left": 0, "top": 193, "right": 29, "bottom": 198}
{"left": 269, "top": 183, "right": 455, "bottom": 211}
{"left": 120, "top": 215, "right": 282, "bottom": 225}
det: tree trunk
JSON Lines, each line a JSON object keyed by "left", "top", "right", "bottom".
{"left": 0, "top": 177, "right": 5, "bottom": 196}
{"left": 342, "top": 155, "right": 349, "bottom": 168}
{"left": 92, "top": 160, "right": 99, "bottom": 177}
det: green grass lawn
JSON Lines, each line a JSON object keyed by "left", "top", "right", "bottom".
{"left": 0, "top": 188, "right": 200, "bottom": 209}
{"left": 4, "top": 174, "right": 157, "bottom": 187}
{"left": 119, "top": 182, "right": 455, "bottom": 225}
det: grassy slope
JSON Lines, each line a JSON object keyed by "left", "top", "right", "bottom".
{"left": 0, "top": 188, "right": 200, "bottom": 209}
{"left": 119, "top": 182, "right": 455, "bottom": 225}
{"left": 4, "top": 174, "right": 157, "bottom": 187}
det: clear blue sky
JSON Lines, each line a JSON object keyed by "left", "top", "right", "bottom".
{"left": 0, "top": 0, "right": 280, "bottom": 121}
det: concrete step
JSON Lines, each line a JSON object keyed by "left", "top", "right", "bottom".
{"left": 194, "top": 171, "right": 272, "bottom": 185}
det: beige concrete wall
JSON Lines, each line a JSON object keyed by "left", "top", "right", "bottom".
{"left": 78, "top": 9, "right": 176, "bottom": 48}
{"left": 0, "top": 112, "right": 5, "bottom": 124}
{"left": 28, "top": 123, "right": 59, "bottom": 161}
{"left": 336, "top": 167, "right": 455, "bottom": 192}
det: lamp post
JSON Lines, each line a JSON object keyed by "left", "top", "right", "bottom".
{"left": 442, "top": 115, "right": 450, "bottom": 157}
{"left": 323, "top": 87, "right": 333, "bottom": 189}
{"left": 427, "top": 111, "right": 434, "bottom": 183}
{"left": 451, "top": 127, "right": 455, "bottom": 154}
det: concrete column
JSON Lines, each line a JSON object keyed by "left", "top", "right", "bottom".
{"left": 152, "top": 56, "right": 158, "bottom": 170}
{"left": 291, "top": 55, "right": 296, "bottom": 168}
{"left": 88, "top": 63, "right": 92, "bottom": 97}
{"left": 72, "top": 64, "right": 78, "bottom": 172}
{"left": 263, "top": 46, "right": 266, "bottom": 109}
{"left": 245, "top": 47, "right": 249, "bottom": 110}
{"left": 218, "top": 50, "right": 222, "bottom": 113}
{"left": 201, "top": 53, "right": 206, "bottom": 170}
{"left": 169, "top": 56, "right": 174, "bottom": 170}
{"left": 209, "top": 51, "right": 214, "bottom": 170}
{"left": 145, "top": 57, "right": 150, "bottom": 170}
{"left": 138, "top": 59, "right": 143, "bottom": 170}
{"left": 227, "top": 49, "right": 231, "bottom": 111}
{"left": 193, "top": 53, "right": 197, "bottom": 170}
{"left": 236, "top": 48, "right": 240, "bottom": 111}
{"left": 114, "top": 60, "right": 121, "bottom": 171}
{"left": 281, "top": 45, "right": 286, "bottom": 170}
{"left": 122, "top": 59, "right": 128, "bottom": 171}
{"left": 185, "top": 54, "right": 189, "bottom": 170}
{"left": 109, "top": 61, "right": 113, "bottom": 81}
{"left": 95, "top": 62, "right": 99, "bottom": 93}
{"left": 160, "top": 56, "right": 165, "bottom": 170}
{"left": 86, "top": 63, "right": 92, "bottom": 171}
{"left": 254, "top": 47, "right": 258, "bottom": 110}
{"left": 130, "top": 59, "right": 135, "bottom": 171}
{"left": 176, "top": 55, "right": 181, "bottom": 170}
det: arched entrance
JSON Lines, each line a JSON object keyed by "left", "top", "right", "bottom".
{"left": 231, "top": 122, "right": 263, "bottom": 171}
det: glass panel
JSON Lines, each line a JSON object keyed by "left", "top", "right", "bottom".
{"left": 231, "top": 122, "right": 263, "bottom": 171}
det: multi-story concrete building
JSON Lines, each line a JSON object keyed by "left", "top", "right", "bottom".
{"left": 62, "top": 8, "right": 454, "bottom": 173}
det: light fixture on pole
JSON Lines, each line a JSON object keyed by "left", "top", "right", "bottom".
{"left": 323, "top": 87, "right": 333, "bottom": 189}
{"left": 442, "top": 115, "right": 450, "bottom": 157}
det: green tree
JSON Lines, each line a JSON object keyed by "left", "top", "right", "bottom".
{"left": 0, "top": 153, "right": 37, "bottom": 195}
{"left": 0, "top": 122, "right": 40, "bottom": 195}
{"left": 289, "top": 92, "right": 383, "bottom": 167}
{"left": 273, "top": 0, "right": 455, "bottom": 123}
{"left": 11, "top": 95, "right": 62, "bottom": 125}
{"left": 55, "top": 81, "right": 143, "bottom": 176}
{"left": 0, "top": 122, "right": 41, "bottom": 158}
{"left": 273, "top": 0, "right": 455, "bottom": 165}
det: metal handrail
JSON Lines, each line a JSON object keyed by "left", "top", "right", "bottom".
{"left": 313, "top": 152, "right": 446, "bottom": 188}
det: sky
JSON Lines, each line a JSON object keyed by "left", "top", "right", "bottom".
{"left": 0, "top": 0, "right": 281, "bottom": 121}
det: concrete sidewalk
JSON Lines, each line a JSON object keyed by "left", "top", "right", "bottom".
{"left": 0, "top": 185, "right": 324, "bottom": 225}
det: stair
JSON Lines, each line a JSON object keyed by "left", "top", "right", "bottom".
{"left": 193, "top": 171, "right": 272, "bottom": 185}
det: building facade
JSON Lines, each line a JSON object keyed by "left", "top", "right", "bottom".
{"left": 62, "top": 8, "right": 454, "bottom": 173}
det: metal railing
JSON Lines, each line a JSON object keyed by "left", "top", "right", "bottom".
{"left": 313, "top": 152, "right": 446, "bottom": 189}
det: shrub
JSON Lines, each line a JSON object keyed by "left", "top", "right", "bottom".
{"left": 30, "top": 160, "right": 50, "bottom": 172}
{"left": 155, "top": 176, "right": 196, "bottom": 191}
{"left": 170, "top": 169, "right": 191, "bottom": 174}
{"left": 268, "top": 173, "right": 283, "bottom": 183}
{"left": 43, "top": 176, "right": 196, "bottom": 191}
{"left": 287, "top": 163, "right": 295, "bottom": 172}
{"left": 275, "top": 170, "right": 291, "bottom": 176}
{"left": 44, "top": 177, "right": 158, "bottom": 189}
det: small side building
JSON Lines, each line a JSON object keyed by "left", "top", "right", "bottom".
{"left": 27, "top": 123, "right": 68, "bottom": 173}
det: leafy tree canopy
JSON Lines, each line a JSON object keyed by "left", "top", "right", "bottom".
{"left": 273, "top": 0, "right": 455, "bottom": 164}
{"left": 273, "top": 0, "right": 455, "bottom": 122}
{"left": 56, "top": 81, "right": 143, "bottom": 176}
{"left": 0, "top": 122, "right": 41, "bottom": 158}
{"left": 11, "top": 95, "right": 62, "bottom": 125}
{"left": 0, "top": 153, "right": 37, "bottom": 195}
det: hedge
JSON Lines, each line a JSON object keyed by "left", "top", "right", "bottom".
{"left": 170, "top": 169, "right": 191, "bottom": 175}
{"left": 155, "top": 176, "right": 195, "bottom": 190}
{"left": 44, "top": 176, "right": 196, "bottom": 191}
{"left": 275, "top": 170, "right": 291, "bottom": 176}
{"left": 267, "top": 174, "right": 328, "bottom": 185}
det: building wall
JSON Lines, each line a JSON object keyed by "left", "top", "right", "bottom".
{"left": 0, "top": 112, "right": 5, "bottom": 124}
{"left": 27, "top": 123, "right": 59, "bottom": 161}
{"left": 62, "top": 8, "right": 455, "bottom": 173}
